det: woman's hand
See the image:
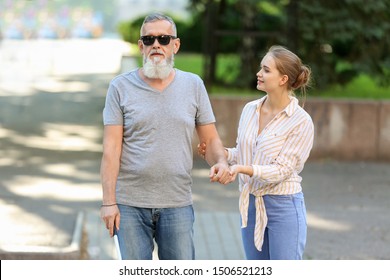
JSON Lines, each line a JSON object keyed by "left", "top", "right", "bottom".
{"left": 197, "top": 142, "right": 229, "bottom": 159}
{"left": 229, "top": 164, "right": 253, "bottom": 180}
{"left": 228, "top": 165, "right": 240, "bottom": 182}
{"left": 197, "top": 142, "right": 206, "bottom": 159}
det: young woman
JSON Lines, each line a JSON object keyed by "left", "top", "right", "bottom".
{"left": 200, "top": 45, "right": 314, "bottom": 259}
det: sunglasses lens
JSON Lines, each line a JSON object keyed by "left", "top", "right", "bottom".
{"left": 142, "top": 36, "right": 155, "bottom": 45}
{"left": 157, "top": 36, "right": 171, "bottom": 45}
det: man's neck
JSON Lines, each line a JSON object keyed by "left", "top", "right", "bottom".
{"left": 139, "top": 68, "right": 175, "bottom": 91}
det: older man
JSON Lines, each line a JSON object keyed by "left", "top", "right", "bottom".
{"left": 100, "top": 13, "right": 229, "bottom": 260}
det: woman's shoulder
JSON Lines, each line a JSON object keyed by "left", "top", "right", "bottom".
{"left": 244, "top": 95, "right": 266, "bottom": 109}
{"left": 297, "top": 105, "right": 313, "bottom": 121}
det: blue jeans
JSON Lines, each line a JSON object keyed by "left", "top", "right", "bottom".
{"left": 116, "top": 204, "right": 195, "bottom": 260}
{"left": 241, "top": 193, "right": 307, "bottom": 260}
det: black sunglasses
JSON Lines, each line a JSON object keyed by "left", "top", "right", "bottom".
{"left": 140, "top": 35, "right": 177, "bottom": 46}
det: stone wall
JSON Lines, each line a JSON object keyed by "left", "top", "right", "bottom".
{"left": 204, "top": 96, "right": 390, "bottom": 161}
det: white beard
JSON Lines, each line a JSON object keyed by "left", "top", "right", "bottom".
{"left": 143, "top": 53, "right": 174, "bottom": 79}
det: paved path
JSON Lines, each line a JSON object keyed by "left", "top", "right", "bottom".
{"left": 1, "top": 40, "right": 389, "bottom": 260}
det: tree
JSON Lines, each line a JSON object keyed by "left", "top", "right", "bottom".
{"left": 189, "top": 0, "right": 283, "bottom": 89}
{"left": 190, "top": 0, "right": 390, "bottom": 91}
{"left": 298, "top": 0, "right": 390, "bottom": 88}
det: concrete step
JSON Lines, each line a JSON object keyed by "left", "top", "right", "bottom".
{"left": 0, "top": 212, "right": 86, "bottom": 260}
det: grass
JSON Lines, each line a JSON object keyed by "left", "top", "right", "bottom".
{"left": 313, "top": 75, "right": 390, "bottom": 99}
{"left": 174, "top": 53, "right": 204, "bottom": 76}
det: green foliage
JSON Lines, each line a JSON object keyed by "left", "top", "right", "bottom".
{"left": 298, "top": 0, "right": 390, "bottom": 88}
{"left": 187, "top": 0, "right": 390, "bottom": 93}
{"left": 174, "top": 53, "right": 204, "bottom": 75}
{"left": 175, "top": 52, "right": 243, "bottom": 84}
{"left": 312, "top": 74, "right": 390, "bottom": 99}
{"left": 175, "top": 14, "right": 204, "bottom": 53}
{"left": 117, "top": 17, "right": 144, "bottom": 44}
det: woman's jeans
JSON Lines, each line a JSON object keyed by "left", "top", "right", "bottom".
{"left": 241, "top": 193, "right": 307, "bottom": 260}
{"left": 116, "top": 204, "right": 195, "bottom": 260}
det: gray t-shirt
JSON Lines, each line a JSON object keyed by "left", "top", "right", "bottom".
{"left": 103, "top": 68, "right": 215, "bottom": 208}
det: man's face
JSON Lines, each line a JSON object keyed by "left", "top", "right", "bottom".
{"left": 139, "top": 20, "right": 180, "bottom": 79}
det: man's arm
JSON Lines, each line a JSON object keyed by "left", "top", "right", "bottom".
{"left": 100, "top": 125, "right": 122, "bottom": 237}
{"left": 196, "top": 123, "right": 230, "bottom": 184}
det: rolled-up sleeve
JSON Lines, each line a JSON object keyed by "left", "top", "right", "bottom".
{"left": 251, "top": 118, "right": 314, "bottom": 184}
{"left": 226, "top": 147, "right": 238, "bottom": 165}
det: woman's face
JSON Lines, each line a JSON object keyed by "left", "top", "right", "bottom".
{"left": 256, "top": 54, "right": 287, "bottom": 93}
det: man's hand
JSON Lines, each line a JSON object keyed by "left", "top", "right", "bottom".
{"left": 100, "top": 204, "right": 120, "bottom": 237}
{"left": 209, "top": 162, "right": 231, "bottom": 185}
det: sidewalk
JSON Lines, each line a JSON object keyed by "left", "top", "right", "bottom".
{"left": 1, "top": 40, "right": 389, "bottom": 260}
{"left": 76, "top": 158, "right": 390, "bottom": 260}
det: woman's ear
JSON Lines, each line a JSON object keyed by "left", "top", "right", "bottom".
{"left": 280, "top": 74, "right": 289, "bottom": 86}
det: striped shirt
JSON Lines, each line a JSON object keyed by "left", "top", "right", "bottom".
{"left": 226, "top": 95, "right": 314, "bottom": 251}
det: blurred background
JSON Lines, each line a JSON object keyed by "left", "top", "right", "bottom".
{"left": 1, "top": 0, "right": 389, "bottom": 95}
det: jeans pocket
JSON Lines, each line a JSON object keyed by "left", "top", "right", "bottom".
{"left": 295, "top": 197, "right": 307, "bottom": 226}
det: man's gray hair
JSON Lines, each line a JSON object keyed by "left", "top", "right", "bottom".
{"left": 141, "top": 13, "right": 177, "bottom": 36}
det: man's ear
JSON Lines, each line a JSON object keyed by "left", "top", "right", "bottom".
{"left": 173, "top": 38, "right": 181, "bottom": 54}
{"left": 138, "top": 39, "right": 144, "bottom": 53}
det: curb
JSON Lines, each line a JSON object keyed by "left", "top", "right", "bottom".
{"left": 0, "top": 212, "right": 86, "bottom": 260}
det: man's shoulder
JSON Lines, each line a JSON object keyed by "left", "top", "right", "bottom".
{"left": 175, "top": 69, "right": 202, "bottom": 81}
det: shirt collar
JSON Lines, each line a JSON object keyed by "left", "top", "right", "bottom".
{"left": 256, "top": 95, "right": 267, "bottom": 112}
{"left": 256, "top": 95, "right": 298, "bottom": 117}
{"left": 285, "top": 96, "right": 299, "bottom": 117}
